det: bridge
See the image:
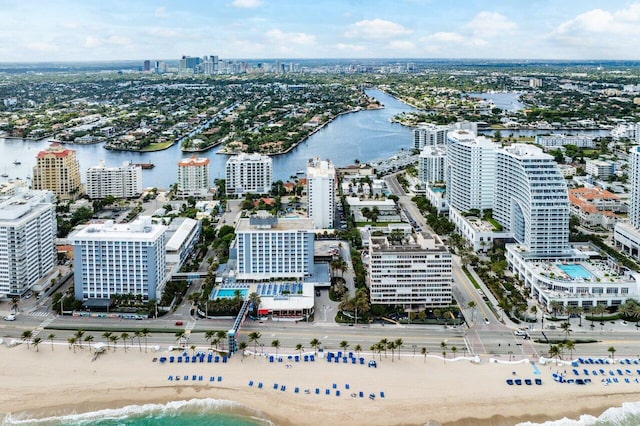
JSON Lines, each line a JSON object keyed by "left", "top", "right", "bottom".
{"left": 227, "top": 298, "right": 251, "bottom": 356}
{"left": 170, "top": 272, "right": 209, "bottom": 280}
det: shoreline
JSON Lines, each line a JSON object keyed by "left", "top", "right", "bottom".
{"left": 4, "top": 345, "right": 640, "bottom": 425}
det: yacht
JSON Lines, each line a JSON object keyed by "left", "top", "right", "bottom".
{"left": 13, "top": 160, "right": 21, "bottom": 165}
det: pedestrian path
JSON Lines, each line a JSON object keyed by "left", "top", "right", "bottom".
{"left": 28, "top": 311, "right": 53, "bottom": 319}
{"left": 31, "top": 315, "right": 55, "bottom": 338}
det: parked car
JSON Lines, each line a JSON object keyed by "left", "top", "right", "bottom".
{"left": 175, "top": 321, "right": 184, "bottom": 326}
{"left": 3, "top": 314, "right": 16, "bottom": 321}
{"left": 483, "top": 317, "right": 490, "bottom": 325}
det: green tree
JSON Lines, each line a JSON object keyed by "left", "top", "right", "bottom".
{"left": 48, "top": 333, "right": 56, "bottom": 351}
{"left": 560, "top": 322, "right": 571, "bottom": 341}
{"left": 395, "top": 338, "right": 404, "bottom": 359}
{"left": 340, "top": 340, "right": 349, "bottom": 351}
{"left": 421, "top": 347, "right": 428, "bottom": 363}
{"left": 565, "top": 340, "right": 576, "bottom": 360}
{"left": 608, "top": 346, "right": 616, "bottom": 360}
{"left": 75, "top": 330, "right": 85, "bottom": 349}
{"left": 33, "top": 337, "right": 42, "bottom": 352}
{"left": 141, "top": 328, "right": 150, "bottom": 353}
{"left": 440, "top": 341, "right": 447, "bottom": 359}
{"left": 548, "top": 345, "right": 561, "bottom": 365}
{"left": 295, "top": 343, "right": 304, "bottom": 356}
{"left": 238, "top": 341, "right": 248, "bottom": 360}
{"left": 205, "top": 330, "right": 215, "bottom": 349}
{"left": 102, "top": 332, "right": 112, "bottom": 350}
{"left": 121, "top": 332, "right": 129, "bottom": 352}
{"left": 249, "top": 331, "right": 261, "bottom": 358}
{"left": 271, "top": 339, "right": 281, "bottom": 358}
{"left": 310, "top": 338, "right": 321, "bottom": 355}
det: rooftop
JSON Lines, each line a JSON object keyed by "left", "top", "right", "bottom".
{"left": 236, "top": 215, "right": 314, "bottom": 232}
{"left": 69, "top": 216, "right": 166, "bottom": 242}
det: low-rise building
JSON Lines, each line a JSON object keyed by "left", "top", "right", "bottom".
{"left": 165, "top": 217, "right": 201, "bottom": 269}
{"left": 569, "top": 187, "right": 624, "bottom": 230}
{"left": 585, "top": 159, "right": 615, "bottom": 179}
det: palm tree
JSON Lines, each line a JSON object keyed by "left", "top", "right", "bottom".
{"left": 134, "top": 330, "right": 142, "bottom": 351}
{"left": 451, "top": 346, "right": 458, "bottom": 358}
{"left": 395, "top": 338, "right": 403, "bottom": 359}
{"left": 249, "top": 331, "right": 261, "bottom": 358}
{"left": 564, "top": 340, "right": 576, "bottom": 360}
{"left": 339, "top": 340, "right": 349, "bottom": 351}
{"left": 33, "top": 337, "right": 42, "bottom": 352}
{"left": 440, "top": 341, "right": 447, "bottom": 359}
{"left": 593, "top": 305, "right": 607, "bottom": 326}
{"left": 121, "top": 333, "right": 129, "bottom": 352}
{"left": 380, "top": 338, "right": 388, "bottom": 358}
{"left": 567, "top": 306, "right": 582, "bottom": 327}
{"left": 68, "top": 336, "right": 77, "bottom": 353}
{"left": 190, "top": 345, "right": 197, "bottom": 356}
{"left": 608, "top": 346, "right": 616, "bottom": 360}
{"left": 238, "top": 341, "right": 248, "bottom": 360}
{"left": 310, "top": 338, "right": 321, "bottom": 355}
{"left": 548, "top": 345, "right": 561, "bottom": 365}
{"left": 387, "top": 340, "right": 397, "bottom": 362}
{"left": 549, "top": 300, "right": 564, "bottom": 317}
{"left": 421, "top": 347, "right": 428, "bottom": 363}
{"left": 75, "top": 330, "right": 85, "bottom": 349}
{"left": 354, "top": 344, "right": 362, "bottom": 358}
{"left": 369, "top": 345, "right": 376, "bottom": 359}
{"left": 110, "top": 335, "right": 119, "bottom": 351}
{"left": 102, "top": 332, "right": 112, "bottom": 350}
{"left": 468, "top": 301, "right": 476, "bottom": 323}
{"left": 22, "top": 330, "right": 33, "bottom": 349}
{"left": 295, "top": 343, "right": 304, "bottom": 356}
{"left": 216, "top": 330, "right": 227, "bottom": 352}
{"left": 48, "top": 333, "right": 55, "bottom": 351}
{"left": 248, "top": 292, "right": 262, "bottom": 316}
{"left": 205, "top": 330, "right": 215, "bottom": 349}
{"left": 271, "top": 339, "right": 280, "bottom": 358}
{"left": 375, "top": 342, "right": 384, "bottom": 361}
{"left": 141, "top": 328, "right": 150, "bottom": 353}
{"left": 560, "top": 322, "right": 571, "bottom": 342}
{"left": 84, "top": 334, "right": 94, "bottom": 348}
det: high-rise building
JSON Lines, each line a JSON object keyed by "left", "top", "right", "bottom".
{"left": 0, "top": 190, "right": 57, "bottom": 297}
{"left": 494, "top": 144, "right": 569, "bottom": 256}
{"left": 86, "top": 161, "right": 142, "bottom": 199}
{"left": 70, "top": 217, "right": 167, "bottom": 302}
{"left": 143, "top": 60, "right": 151, "bottom": 71}
{"left": 413, "top": 124, "right": 448, "bottom": 150}
{"left": 446, "top": 131, "right": 497, "bottom": 213}
{"left": 234, "top": 215, "right": 315, "bottom": 281}
{"left": 368, "top": 232, "right": 452, "bottom": 308}
{"left": 615, "top": 146, "right": 640, "bottom": 258}
{"left": 307, "top": 157, "right": 335, "bottom": 229}
{"left": 31, "top": 142, "right": 82, "bottom": 201}
{"left": 418, "top": 145, "right": 447, "bottom": 184}
{"left": 177, "top": 156, "right": 210, "bottom": 198}
{"left": 225, "top": 153, "right": 273, "bottom": 197}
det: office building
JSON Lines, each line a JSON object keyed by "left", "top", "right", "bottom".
{"left": 177, "top": 156, "right": 210, "bottom": 198}
{"left": 494, "top": 144, "right": 569, "bottom": 256}
{"left": 70, "top": 217, "right": 167, "bottom": 302}
{"left": 234, "top": 215, "right": 314, "bottom": 281}
{"left": 307, "top": 157, "right": 335, "bottom": 229}
{"left": 31, "top": 142, "right": 82, "bottom": 201}
{"left": 413, "top": 124, "right": 448, "bottom": 150}
{"left": 446, "top": 131, "right": 497, "bottom": 212}
{"left": 225, "top": 153, "right": 273, "bottom": 197}
{"left": 86, "top": 161, "right": 142, "bottom": 199}
{"left": 0, "top": 190, "right": 56, "bottom": 297}
{"left": 368, "top": 232, "right": 452, "bottom": 308}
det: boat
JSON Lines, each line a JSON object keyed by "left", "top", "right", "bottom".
{"left": 1, "top": 172, "right": 8, "bottom": 178}
{"left": 296, "top": 169, "right": 305, "bottom": 175}
{"left": 132, "top": 162, "right": 155, "bottom": 169}
{"left": 13, "top": 160, "right": 21, "bottom": 165}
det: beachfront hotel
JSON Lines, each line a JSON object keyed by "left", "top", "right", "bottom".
{"left": 368, "top": 231, "right": 452, "bottom": 308}
{"left": 307, "top": 157, "right": 335, "bottom": 229}
{"left": 615, "top": 146, "right": 640, "bottom": 260}
{"left": 0, "top": 190, "right": 57, "bottom": 297}
{"left": 177, "top": 156, "right": 210, "bottom": 198}
{"left": 233, "top": 214, "right": 315, "bottom": 281}
{"left": 69, "top": 217, "right": 168, "bottom": 303}
{"left": 85, "top": 161, "right": 143, "bottom": 200}
{"left": 225, "top": 153, "right": 273, "bottom": 197}
{"left": 31, "top": 142, "right": 82, "bottom": 201}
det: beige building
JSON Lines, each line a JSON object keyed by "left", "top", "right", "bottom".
{"left": 31, "top": 142, "right": 82, "bottom": 201}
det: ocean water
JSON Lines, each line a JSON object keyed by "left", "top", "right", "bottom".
{"left": 517, "top": 401, "right": 640, "bottom": 426}
{"left": 2, "top": 399, "right": 272, "bottom": 426}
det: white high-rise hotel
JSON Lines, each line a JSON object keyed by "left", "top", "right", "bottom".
{"left": 86, "top": 161, "right": 143, "bottom": 199}
{"left": 413, "top": 124, "right": 448, "bottom": 150}
{"left": 615, "top": 146, "right": 640, "bottom": 258}
{"left": 177, "top": 156, "right": 210, "bottom": 197}
{"left": 225, "top": 153, "right": 273, "bottom": 197}
{"left": 0, "top": 190, "right": 56, "bottom": 297}
{"left": 70, "top": 217, "right": 167, "bottom": 302}
{"left": 307, "top": 157, "right": 335, "bottom": 229}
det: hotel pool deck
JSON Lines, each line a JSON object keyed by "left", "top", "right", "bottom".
{"left": 529, "top": 260, "right": 624, "bottom": 283}
{"left": 210, "top": 288, "right": 248, "bottom": 300}
{"left": 557, "top": 263, "right": 594, "bottom": 280}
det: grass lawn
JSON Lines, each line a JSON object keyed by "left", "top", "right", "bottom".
{"left": 141, "top": 140, "right": 175, "bottom": 151}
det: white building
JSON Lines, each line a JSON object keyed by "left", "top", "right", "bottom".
{"left": 446, "top": 130, "right": 497, "bottom": 213}
{"left": 165, "top": 217, "right": 201, "bottom": 269}
{"left": 307, "top": 157, "right": 335, "bottom": 229}
{"left": 615, "top": 146, "right": 640, "bottom": 258}
{"left": 368, "top": 232, "right": 452, "bottom": 308}
{"left": 225, "top": 153, "right": 273, "bottom": 197}
{"left": 413, "top": 124, "right": 448, "bottom": 150}
{"left": 418, "top": 145, "right": 447, "bottom": 184}
{"left": 494, "top": 144, "right": 569, "bottom": 256}
{"left": 0, "top": 190, "right": 56, "bottom": 297}
{"left": 534, "top": 134, "right": 595, "bottom": 149}
{"left": 585, "top": 159, "right": 615, "bottom": 179}
{"left": 70, "top": 217, "right": 167, "bottom": 302}
{"left": 233, "top": 215, "right": 315, "bottom": 281}
{"left": 177, "top": 156, "right": 210, "bottom": 198}
{"left": 86, "top": 161, "right": 142, "bottom": 199}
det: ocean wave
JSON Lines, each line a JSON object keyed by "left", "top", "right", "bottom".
{"left": 3, "top": 398, "right": 273, "bottom": 426}
{"left": 517, "top": 401, "right": 640, "bottom": 426}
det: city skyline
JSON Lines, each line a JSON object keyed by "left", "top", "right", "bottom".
{"left": 2, "top": 0, "right": 640, "bottom": 62}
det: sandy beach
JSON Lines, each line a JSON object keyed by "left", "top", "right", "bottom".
{"left": 2, "top": 343, "right": 640, "bottom": 426}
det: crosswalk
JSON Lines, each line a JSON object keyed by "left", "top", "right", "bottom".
{"left": 31, "top": 315, "right": 55, "bottom": 338}
{"left": 28, "top": 311, "right": 52, "bottom": 318}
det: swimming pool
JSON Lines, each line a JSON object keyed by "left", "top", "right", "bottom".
{"left": 557, "top": 264, "right": 594, "bottom": 280}
{"left": 210, "top": 288, "right": 248, "bottom": 300}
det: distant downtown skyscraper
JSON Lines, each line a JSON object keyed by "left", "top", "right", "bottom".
{"left": 31, "top": 142, "right": 82, "bottom": 201}
{"left": 306, "top": 157, "right": 336, "bottom": 229}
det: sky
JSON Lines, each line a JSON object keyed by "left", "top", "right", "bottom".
{"left": 1, "top": 0, "right": 640, "bottom": 62}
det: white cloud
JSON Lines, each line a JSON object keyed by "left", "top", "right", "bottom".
{"left": 26, "top": 42, "right": 59, "bottom": 52}
{"left": 84, "top": 36, "right": 102, "bottom": 48}
{"left": 386, "top": 40, "right": 415, "bottom": 51}
{"left": 335, "top": 43, "right": 365, "bottom": 52}
{"left": 265, "top": 29, "right": 316, "bottom": 45}
{"left": 106, "top": 35, "right": 131, "bottom": 46}
{"left": 465, "top": 11, "right": 517, "bottom": 38}
{"left": 154, "top": 6, "right": 169, "bottom": 18}
{"left": 147, "top": 28, "right": 180, "bottom": 38}
{"left": 424, "top": 32, "right": 466, "bottom": 43}
{"left": 231, "top": 0, "right": 263, "bottom": 8}
{"left": 345, "top": 19, "right": 412, "bottom": 40}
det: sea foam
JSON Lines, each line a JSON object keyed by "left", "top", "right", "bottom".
{"left": 2, "top": 398, "right": 273, "bottom": 425}
{"left": 517, "top": 400, "right": 640, "bottom": 426}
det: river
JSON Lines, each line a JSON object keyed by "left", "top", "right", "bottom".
{"left": 0, "top": 89, "right": 417, "bottom": 190}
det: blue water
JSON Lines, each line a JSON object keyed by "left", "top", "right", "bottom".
{"left": 557, "top": 264, "right": 594, "bottom": 280}
{"left": 466, "top": 92, "right": 524, "bottom": 112}
{"left": 517, "top": 401, "right": 640, "bottom": 425}
{"left": 211, "top": 288, "right": 248, "bottom": 300}
{"left": 0, "top": 89, "right": 416, "bottom": 189}
{"left": 2, "top": 399, "right": 271, "bottom": 426}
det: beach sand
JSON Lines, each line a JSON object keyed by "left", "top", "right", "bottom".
{"left": 1, "top": 343, "right": 640, "bottom": 426}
